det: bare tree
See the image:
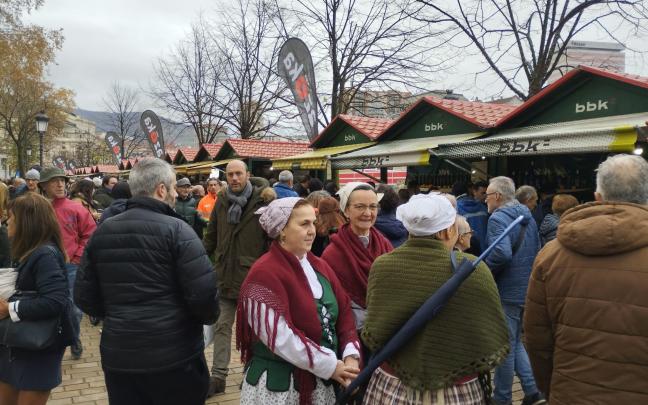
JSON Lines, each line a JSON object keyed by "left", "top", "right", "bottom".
{"left": 0, "top": 0, "right": 44, "bottom": 29}
{"left": 287, "top": 0, "right": 442, "bottom": 122}
{"left": 65, "top": 131, "right": 112, "bottom": 167}
{"left": 410, "top": 0, "right": 648, "bottom": 99}
{"left": 151, "top": 19, "right": 230, "bottom": 145}
{"left": 103, "top": 82, "right": 146, "bottom": 158}
{"left": 214, "top": 0, "right": 291, "bottom": 139}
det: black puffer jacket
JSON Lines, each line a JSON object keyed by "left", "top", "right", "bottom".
{"left": 75, "top": 196, "right": 219, "bottom": 373}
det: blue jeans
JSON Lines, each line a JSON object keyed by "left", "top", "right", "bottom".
{"left": 66, "top": 263, "right": 82, "bottom": 343}
{"left": 493, "top": 304, "right": 539, "bottom": 404}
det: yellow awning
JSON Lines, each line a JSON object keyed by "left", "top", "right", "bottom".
{"left": 272, "top": 143, "right": 375, "bottom": 170}
{"left": 186, "top": 159, "right": 234, "bottom": 175}
{"left": 173, "top": 162, "right": 205, "bottom": 174}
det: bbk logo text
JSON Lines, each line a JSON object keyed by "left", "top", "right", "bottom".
{"left": 425, "top": 122, "right": 444, "bottom": 132}
{"left": 575, "top": 100, "right": 608, "bottom": 113}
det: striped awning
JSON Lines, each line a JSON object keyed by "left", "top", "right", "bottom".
{"left": 330, "top": 133, "right": 483, "bottom": 169}
{"left": 272, "top": 143, "right": 375, "bottom": 171}
{"left": 433, "top": 113, "right": 648, "bottom": 159}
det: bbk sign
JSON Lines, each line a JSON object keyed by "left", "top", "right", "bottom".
{"left": 343, "top": 133, "right": 356, "bottom": 143}
{"left": 425, "top": 122, "right": 445, "bottom": 132}
{"left": 496, "top": 139, "right": 551, "bottom": 154}
{"left": 575, "top": 99, "right": 608, "bottom": 114}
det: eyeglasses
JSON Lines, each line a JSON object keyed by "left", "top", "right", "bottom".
{"left": 351, "top": 204, "right": 379, "bottom": 212}
{"left": 485, "top": 191, "right": 499, "bottom": 200}
{"left": 461, "top": 231, "right": 474, "bottom": 237}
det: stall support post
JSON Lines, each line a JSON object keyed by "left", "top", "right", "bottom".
{"left": 380, "top": 167, "right": 388, "bottom": 184}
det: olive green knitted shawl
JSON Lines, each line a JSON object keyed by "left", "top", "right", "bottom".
{"left": 361, "top": 237, "right": 510, "bottom": 391}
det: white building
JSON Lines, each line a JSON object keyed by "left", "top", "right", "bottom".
{"left": 549, "top": 40, "right": 625, "bottom": 83}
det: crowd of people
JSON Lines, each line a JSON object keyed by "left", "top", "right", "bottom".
{"left": 0, "top": 153, "right": 646, "bottom": 405}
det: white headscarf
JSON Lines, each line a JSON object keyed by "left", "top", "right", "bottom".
{"left": 396, "top": 193, "right": 457, "bottom": 236}
{"left": 337, "top": 182, "right": 383, "bottom": 212}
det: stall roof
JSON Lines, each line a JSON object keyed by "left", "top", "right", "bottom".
{"left": 331, "top": 132, "right": 483, "bottom": 169}
{"left": 434, "top": 112, "right": 648, "bottom": 159}
{"left": 163, "top": 149, "right": 177, "bottom": 163}
{"left": 309, "top": 115, "right": 393, "bottom": 148}
{"left": 496, "top": 66, "right": 648, "bottom": 128}
{"left": 94, "top": 165, "right": 119, "bottom": 174}
{"left": 173, "top": 147, "right": 199, "bottom": 164}
{"left": 215, "top": 139, "right": 311, "bottom": 160}
{"left": 194, "top": 143, "right": 224, "bottom": 161}
{"left": 271, "top": 143, "right": 375, "bottom": 170}
{"left": 377, "top": 97, "right": 515, "bottom": 142}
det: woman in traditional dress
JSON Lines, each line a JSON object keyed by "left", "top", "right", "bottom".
{"left": 362, "top": 193, "right": 510, "bottom": 404}
{"left": 321, "top": 182, "right": 393, "bottom": 331}
{"left": 237, "top": 197, "right": 361, "bottom": 404}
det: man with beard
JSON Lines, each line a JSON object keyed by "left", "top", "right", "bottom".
{"left": 203, "top": 159, "right": 271, "bottom": 396}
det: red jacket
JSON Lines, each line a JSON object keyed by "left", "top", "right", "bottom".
{"left": 52, "top": 197, "right": 96, "bottom": 264}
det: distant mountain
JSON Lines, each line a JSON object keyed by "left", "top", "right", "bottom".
{"left": 73, "top": 108, "right": 199, "bottom": 148}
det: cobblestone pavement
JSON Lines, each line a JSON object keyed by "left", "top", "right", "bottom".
{"left": 51, "top": 318, "right": 525, "bottom": 404}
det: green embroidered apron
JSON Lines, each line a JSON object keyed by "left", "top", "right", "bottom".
{"left": 245, "top": 273, "right": 339, "bottom": 391}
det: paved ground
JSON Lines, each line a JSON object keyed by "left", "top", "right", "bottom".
{"left": 50, "top": 318, "right": 525, "bottom": 404}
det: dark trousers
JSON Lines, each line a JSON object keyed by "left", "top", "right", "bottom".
{"left": 103, "top": 355, "right": 209, "bottom": 405}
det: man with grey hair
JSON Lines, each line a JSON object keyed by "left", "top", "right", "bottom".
{"left": 524, "top": 154, "right": 648, "bottom": 403}
{"left": 273, "top": 169, "right": 299, "bottom": 199}
{"left": 515, "top": 185, "right": 539, "bottom": 212}
{"left": 75, "top": 158, "right": 219, "bottom": 405}
{"left": 485, "top": 176, "right": 544, "bottom": 405}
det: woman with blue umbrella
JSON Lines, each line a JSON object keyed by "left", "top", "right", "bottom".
{"left": 361, "top": 193, "right": 510, "bottom": 404}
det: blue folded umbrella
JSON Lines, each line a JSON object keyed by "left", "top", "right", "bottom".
{"left": 339, "top": 215, "right": 525, "bottom": 403}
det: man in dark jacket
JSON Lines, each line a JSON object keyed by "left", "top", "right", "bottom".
{"left": 93, "top": 175, "right": 117, "bottom": 209}
{"left": 485, "top": 176, "right": 545, "bottom": 405}
{"left": 203, "top": 159, "right": 270, "bottom": 396}
{"left": 175, "top": 177, "right": 206, "bottom": 236}
{"left": 454, "top": 181, "right": 489, "bottom": 253}
{"left": 525, "top": 155, "right": 648, "bottom": 404}
{"left": 75, "top": 158, "right": 219, "bottom": 405}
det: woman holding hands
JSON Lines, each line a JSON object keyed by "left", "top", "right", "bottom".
{"left": 237, "top": 197, "right": 360, "bottom": 404}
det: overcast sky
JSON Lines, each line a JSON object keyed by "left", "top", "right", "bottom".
{"left": 25, "top": 0, "right": 648, "bottom": 112}
{"left": 25, "top": 0, "right": 216, "bottom": 111}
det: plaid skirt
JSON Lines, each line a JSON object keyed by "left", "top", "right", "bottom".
{"left": 363, "top": 367, "right": 485, "bottom": 405}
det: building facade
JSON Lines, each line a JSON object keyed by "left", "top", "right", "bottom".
{"left": 549, "top": 40, "right": 625, "bottom": 83}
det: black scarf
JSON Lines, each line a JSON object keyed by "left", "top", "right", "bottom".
{"left": 225, "top": 181, "right": 252, "bottom": 224}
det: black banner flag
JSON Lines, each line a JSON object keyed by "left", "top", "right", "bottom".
{"left": 140, "top": 110, "right": 165, "bottom": 158}
{"left": 278, "top": 38, "right": 319, "bottom": 141}
{"left": 104, "top": 131, "right": 123, "bottom": 165}
{"left": 52, "top": 156, "right": 66, "bottom": 170}
{"left": 66, "top": 160, "right": 78, "bottom": 171}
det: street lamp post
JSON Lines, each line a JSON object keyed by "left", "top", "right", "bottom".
{"left": 35, "top": 111, "right": 49, "bottom": 168}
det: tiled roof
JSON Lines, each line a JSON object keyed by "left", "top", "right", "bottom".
{"left": 497, "top": 65, "right": 648, "bottom": 126}
{"left": 579, "top": 65, "right": 648, "bottom": 90}
{"left": 95, "top": 165, "right": 119, "bottom": 173}
{"left": 226, "top": 139, "right": 311, "bottom": 159}
{"left": 309, "top": 115, "right": 393, "bottom": 147}
{"left": 422, "top": 97, "right": 516, "bottom": 127}
{"left": 178, "top": 147, "right": 199, "bottom": 162}
{"left": 338, "top": 115, "right": 394, "bottom": 139}
{"left": 200, "top": 143, "right": 223, "bottom": 159}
